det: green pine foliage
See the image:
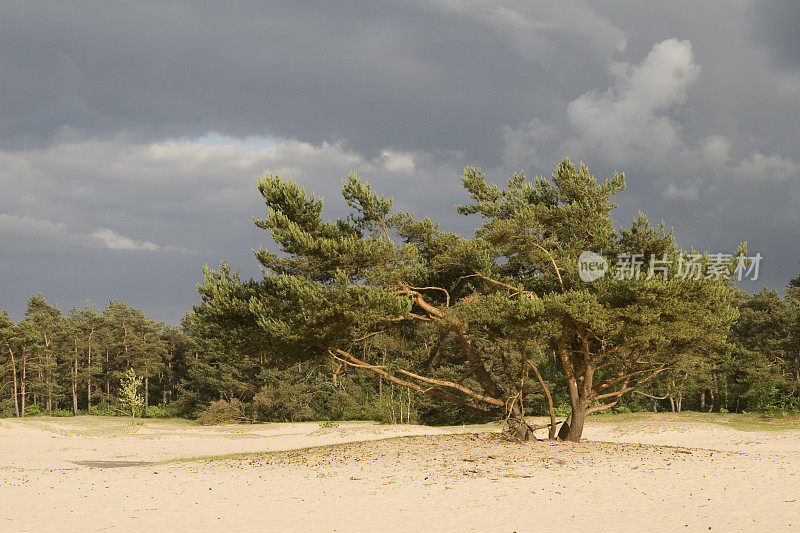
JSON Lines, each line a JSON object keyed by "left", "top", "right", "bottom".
{"left": 191, "top": 159, "right": 756, "bottom": 441}
{"left": 0, "top": 161, "right": 798, "bottom": 439}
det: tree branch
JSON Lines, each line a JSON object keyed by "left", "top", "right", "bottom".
{"left": 531, "top": 242, "right": 565, "bottom": 293}
{"left": 526, "top": 353, "right": 557, "bottom": 439}
{"left": 408, "top": 286, "right": 451, "bottom": 307}
{"left": 330, "top": 348, "right": 502, "bottom": 417}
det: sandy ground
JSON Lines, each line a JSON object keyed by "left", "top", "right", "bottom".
{"left": 1, "top": 415, "right": 799, "bottom": 532}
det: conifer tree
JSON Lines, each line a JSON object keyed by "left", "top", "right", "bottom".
{"left": 0, "top": 312, "right": 21, "bottom": 417}
{"left": 23, "top": 295, "right": 62, "bottom": 414}
{"left": 198, "top": 159, "right": 741, "bottom": 441}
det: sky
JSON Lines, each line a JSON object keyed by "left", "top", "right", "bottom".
{"left": 2, "top": 1, "right": 799, "bottom": 324}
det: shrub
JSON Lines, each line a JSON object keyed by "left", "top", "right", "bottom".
{"left": 252, "top": 383, "right": 314, "bottom": 422}
{"left": 554, "top": 403, "right": 572, "bottom": 417}
{"left": 146, "top": 405, "right": 171, "bottom": 418}
{"left": 0, "top": 399, "right": 15, "bottom": 417}
{"left": 196, "top": 399, "right": 247, "bottom": 425}
{"left": 93, "top": 404, "right": 127, "bottom": 417}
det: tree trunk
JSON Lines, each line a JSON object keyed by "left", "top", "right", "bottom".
{"left": 7, "top": 345, "right": 20, "bottom": 418}
{"left": 795, "top": 367, "right": 800, "bottom": 397}
{"left": 72, "top": 343, "right": 78, "bottom": 416}
{"left": 144, "top": 376, "right": 149, "bottom": 417}
{"left": 527, "top": 357, "right": 557, "bottom": 439}
{"left": 46, "top": 382, "right": 52, "bottom": 415}
{"left": 676, "top": 392, "right": 683, "bottom": 413}
{"left": 504, "top": 396, "right": 536, "bottom": 441}
{"left": 35, "top": 366, "right": 42, "bottom": 407}
{"left": 87, "top": 328, "right": 93, "bottom": 414}
{"left": 668, "top": 395, "right": 675, "bottom": 412}
{"left": 700, "top": 390, "right": 706, "bottom": 412}
{"left": 378, "top": 352, "right": 385, "bottom": 398}
{"left": 168, "top": 359, "right": 175, "bottom": 401}
{"left": 555, "top": 331, "right": 590, "bottom": 442}
{"left": 21, "top": 352, "right": 26, "bottom": 417}
{"left": 106, "top": 348, "right": 110, "bottom": 399}
{"left": 557, "top": 405, "right": 587, "bottom": 442}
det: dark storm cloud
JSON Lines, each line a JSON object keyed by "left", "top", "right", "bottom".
{"left": 1, "top": 1, "right": 799, "bottom": 323}
{"left": 0, "top": 0, "right": 622, "bottom": 160}
{"left": 750, "top": 0, "right": 800, "bottom": 70}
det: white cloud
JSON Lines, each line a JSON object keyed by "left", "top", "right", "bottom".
{"left": 0, "top": 213, "right": 189, "bottom": 253}
{"left": 700, "top": 135, "right": 732, "bottom": 166}
{"left": 501, "top": 119, "right": 558, "bottom": 171}
{"left": 733, "top": 152, "right": 799, "bottom": 182}
{"left": 501, "top": 39, "right": 798, "bottom": 201}
{"left": 0, "top": 136, "right": 462, "bottom": 263}
{"left": 89, "top": 228, "right": 166, "bottom": 251}
{"left": 378, "top": 150, "right": 416, "bottom": 173}
{"left": 566, "top": 38, "right": 701, "bottom": 164}
{"left": 0, "top": 213, "right": 68, "bottom": 237}
{"left": 663, "top": 183, "right": 699, "bottom": 201}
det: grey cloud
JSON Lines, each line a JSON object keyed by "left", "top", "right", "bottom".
{"left": 0, "top": 137, "right": 472, "bottom": 322}
{"left": 564, "top": 39, "right": 701, "bottom": 166}
{"left": 0, "top": 0, "right": 622, "bottom": 160}
{"left": 750, "top": 1, "right": 800, "bottom": 70}
{"left": 2, "top": 1, "right": 799, "bottom": 322}
{"left": 0, "top": 213, "right": 192, "bottom": 253}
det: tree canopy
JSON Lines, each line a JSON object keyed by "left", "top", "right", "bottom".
{"left": 0, "top": 160, "right": 797, "bottom": 440}
{"left": 196, "top": 158, "right": 742, "bottom": 441}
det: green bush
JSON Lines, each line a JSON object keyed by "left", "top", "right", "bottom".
{"left": 554, "top": 403, "right": 572, "bottom": 417}
{"left": 50, "top": 408, "right": 73, "bottom": 417}
{"left": 0, "top": 398, "right": 16, "bottom": 417}
{"left": 146, "top": 405, "right": 171, "bottom": 418}
{"left": 196, "top": 399, "right": 247, "bottom": 425}
{"left": 252, "top": 383, "right": 315, "bottom": 422}
{"left": 92, "top": 404, "right": 126, "bottom": 417}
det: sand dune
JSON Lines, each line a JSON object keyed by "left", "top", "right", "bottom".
{"left": 1, "top": 415, "right": 798, "bottom": 532}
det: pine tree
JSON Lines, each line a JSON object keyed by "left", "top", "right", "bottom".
{"left": 22, "top": 294, "right": 62, "bottom": 414}
{"left": 198, "top": 159, "right": 741, "bottom": 442}
{"left": 126, "top": 309, "right": 166, "bottom": 417}
{"left": 0, "top": 312, "right": 21, "bottom": 417}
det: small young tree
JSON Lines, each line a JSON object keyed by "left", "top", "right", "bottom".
{"left": 119, "top": 368, "right": 144, "bottom": 423}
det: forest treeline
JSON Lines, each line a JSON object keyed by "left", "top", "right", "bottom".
{"left": 0, "top": 295, "right": 421, "bottom": 423}
{"left": 2, "top": 160, "right": 799, "bottom": 433}
{"left": 2, "top": 271, "right": 798, "bottom": 424}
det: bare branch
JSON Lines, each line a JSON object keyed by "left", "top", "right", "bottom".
{"left": 351, "top": 330, "right": 386, "bottom": 344}
{"left": 409, "top": 286, "right": 451, "bottom": 307}
{"left": 526, "top": 352, "right": 557, "bottom": 439}
{"left": 531, "top": 242, "right": 565, "bottom": 293}
{"left": 330, "top": 348, "right": 501, "bottom": 417}
{"left": 633, "top": 390, "right": 670, "bottom": 400}
{"left": 590, "top": 367, "right": 669, "bottom": 405}
{"left": 394, "top": 368, "right": 505, "bottom": 407}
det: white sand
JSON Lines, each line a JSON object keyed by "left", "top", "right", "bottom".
{"left": 1, "top": 415, "right": 798, "bottom": 532}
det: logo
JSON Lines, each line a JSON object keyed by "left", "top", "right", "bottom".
{"left": 578, "top": 251, "right": 608, "bottom": 282}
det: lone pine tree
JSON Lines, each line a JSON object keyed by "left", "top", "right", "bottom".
{"left": 197, "top": 158, "right": 739, "bottom": 441}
